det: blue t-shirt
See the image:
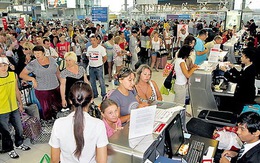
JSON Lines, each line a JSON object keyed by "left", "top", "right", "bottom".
{"left": 124, "top": 30, "right": 131, "bottom": 43}
{"left": 194, "top": 37, "right": 207, "bottom": 65}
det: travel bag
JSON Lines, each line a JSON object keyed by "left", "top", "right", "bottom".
{"left": 56, "top": 108, "right": 71, "bottom": 118}
{"left": 186, "top": 118, "right": 217, "bottom": 138}
{"left": 20, "top": 85, "right": 41, "bottom": 119}
{"left": 30, "top": 120, "right": 53, "bottom": 144}
{"left": 21, "top": 112, "right": 42, "bottom": 142}
{"left": 158, "top": 54, "right": 168, "bottom": 69}
{"left": 0, "top": 128, "right": 13, "bottom": 153}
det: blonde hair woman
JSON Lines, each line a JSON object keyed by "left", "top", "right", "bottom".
{"left": 135, "top": 64, "right": 162, "bottom": 106}
{"left": 113, "top": 36, "right": 124, "bottom": 73}
{"left": 60, "top": 52, "right": 89, "bottom": 108}
{"left": 16, "top": 42, "right": 35, "bottom": 76}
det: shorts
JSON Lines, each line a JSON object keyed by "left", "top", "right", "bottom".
{"left": 114, "top": 56, "right": 123, "bottom": 66}
{"left": 107, "top": 53, "right": 113, "bottom": 62}
{"left": 151, "top": 51, "right": 161, "bottom": 57}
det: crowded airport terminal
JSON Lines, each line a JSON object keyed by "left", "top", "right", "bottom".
{"left": 1, "top": 0, "right": 260, "bottom": 162}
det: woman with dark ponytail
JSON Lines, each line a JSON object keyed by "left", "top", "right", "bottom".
{"left": 49, "top": 81, "right": 108, "bottom": 163}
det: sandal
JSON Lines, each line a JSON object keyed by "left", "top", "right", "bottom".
{"left": 8, "top": 150, "right": 19, "bottom": 159}
{"left": 16, "top": 144, "right": 31, "bottom": 151}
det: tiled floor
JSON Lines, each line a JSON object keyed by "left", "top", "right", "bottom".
{"left": 0, "top": 69, "right": 176, "bottom": 163}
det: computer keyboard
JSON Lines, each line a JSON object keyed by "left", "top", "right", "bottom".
{"left": 185, "top": 140, "right": 205, "bottom": 163}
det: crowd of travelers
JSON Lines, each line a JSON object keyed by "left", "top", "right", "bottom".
{"left": 0, "top": 17, "right": 259, "bottom": 162}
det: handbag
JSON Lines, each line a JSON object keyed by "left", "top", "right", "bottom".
{"left": 56, "top": 57, "right": 65, "bottom": 71}
{"left": 88, "top": 102, "right": 102, "bottom": 119}
{"left": 146, "top": 40, "right": 151, "bottom": 49}
{"left": 40, "top": 154, "right": 51, "bottom": 163}
{"left": 159, "top": 45, "right": 168, "bottom": 56}
{"left": 163, "top": 63, "right": 174, "bottom": 77}
{"left": 135, "top": 46, "right": 140, "bottom": 54}
{"left": 163, "top": 68, "right": 176, "bottom": 89}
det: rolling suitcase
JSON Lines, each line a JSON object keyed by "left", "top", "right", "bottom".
{"left": 20, "top": 85, "right": 41, "bottom": 119}
{"left": 0, "top": 126, "right": 13, "bottom": 153}
{"left": 158, "top": 55, "right": 168, "bottom": 69}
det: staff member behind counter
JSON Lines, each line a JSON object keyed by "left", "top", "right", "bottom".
{"left": 220, "top": 48, "right": 256, "bottom": 114}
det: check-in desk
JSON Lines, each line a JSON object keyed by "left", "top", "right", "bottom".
{"left": 108, "top": 112, "right": 179, "bottom": 163}
{"left": 108, "top": 111, "right": 218, "bottom": 163}
{"left": 223, "top": 37, "right": 240, "bottom": 64}
{"left": 190, "top": 62, "right": 240, "bottom": 118}
{"left": 189, "top": 63, "right": 219, "bottom": 117}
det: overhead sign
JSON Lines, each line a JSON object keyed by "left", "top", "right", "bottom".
{"left": 150, "top": 16, "right": 160, "bottom": 20}
{"left": 167, "top": 14, "right": 190, "bottom": 20}
{"left": 48, "top": 0, "right": 67, "bottom": 8}
{"left": 136, "top": 0, "right": 158, "bottom": 4}
{"left": 91, "top": 7, "right": 108, "bottom": 23}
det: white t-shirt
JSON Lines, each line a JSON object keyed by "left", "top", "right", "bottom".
{"left": 71, "top": 42, "right": 82, "bottom": 56}
{"left": 49, "top": 112, "right": 108, "bottom": 163}
{"left": 174, "top": 58, "right": 188, "bottom": 85}
{"left": 179, "top": 32, "right": 189, "bottom": 42}
{"left": 188, "top": 21, "right": 194, "bottom": 28}
{"left": 152, "top": 38, "right": 160, "bottom": 52}
{"left": 86, "top": 45, "right": 106, "bottom": 67}
{"left": 44, "top": 47, "right": 59, "bottom": 57}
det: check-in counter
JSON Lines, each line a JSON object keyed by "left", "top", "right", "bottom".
{"left": 189, "top": 62, "right": 219, "bottom": 117}
{"left": 189, "top": 61, "right": 238, "bottom": 117}
{"left": 108, "top": 111, "right": 179, "bottom": 163}
{"left": 108, "top": 108, "right": 219, "bottom": 163}
{"left": 223, "top": 39, "right": 238, "bottom": 64}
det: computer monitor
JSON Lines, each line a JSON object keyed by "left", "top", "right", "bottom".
{"left": 143, "top": 134, "right": 165, "bottom": 162}
{"left": 165, "top": 114, "right": 184, "bottom": 158}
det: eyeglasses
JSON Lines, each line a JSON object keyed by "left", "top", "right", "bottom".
{"left": 23, "top": 48, "right": 29, "bottom": 50}
{"left": 118, "top": 67, "right": 132, "bottom": 79}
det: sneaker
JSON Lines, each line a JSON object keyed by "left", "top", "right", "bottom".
{"left": 8, "top": 150, "right": 19, "bottom": 159}
{"left": 16, "top": 144, "right": 31, "bottom": 151}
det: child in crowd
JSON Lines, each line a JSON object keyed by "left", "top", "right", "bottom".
{"left": 100, "top": 99, "right": 123, "bottom": 138}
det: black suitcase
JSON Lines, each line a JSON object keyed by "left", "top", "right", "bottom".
{"left": 198, "top": 110, "right": 237, "bottom": 127}
{"left": 0, "top": 127, "right": 13, "bottom": 153}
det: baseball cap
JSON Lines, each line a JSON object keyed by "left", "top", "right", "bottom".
{"left": 0, "top": 57, "right": 9, "bottom": 64}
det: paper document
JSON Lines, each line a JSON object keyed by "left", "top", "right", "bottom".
{"left": 208, "top": 49, "right": 220, "bottom": 63}
{"left": 213, "top": 44, "right": 221, "bottom": 50}
{"left": 129, "top": 105, "right": 156, "bottom": 139}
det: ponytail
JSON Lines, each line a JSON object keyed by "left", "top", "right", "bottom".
{"left": 69, "top": 81, "right": 93, "bottom": 159}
